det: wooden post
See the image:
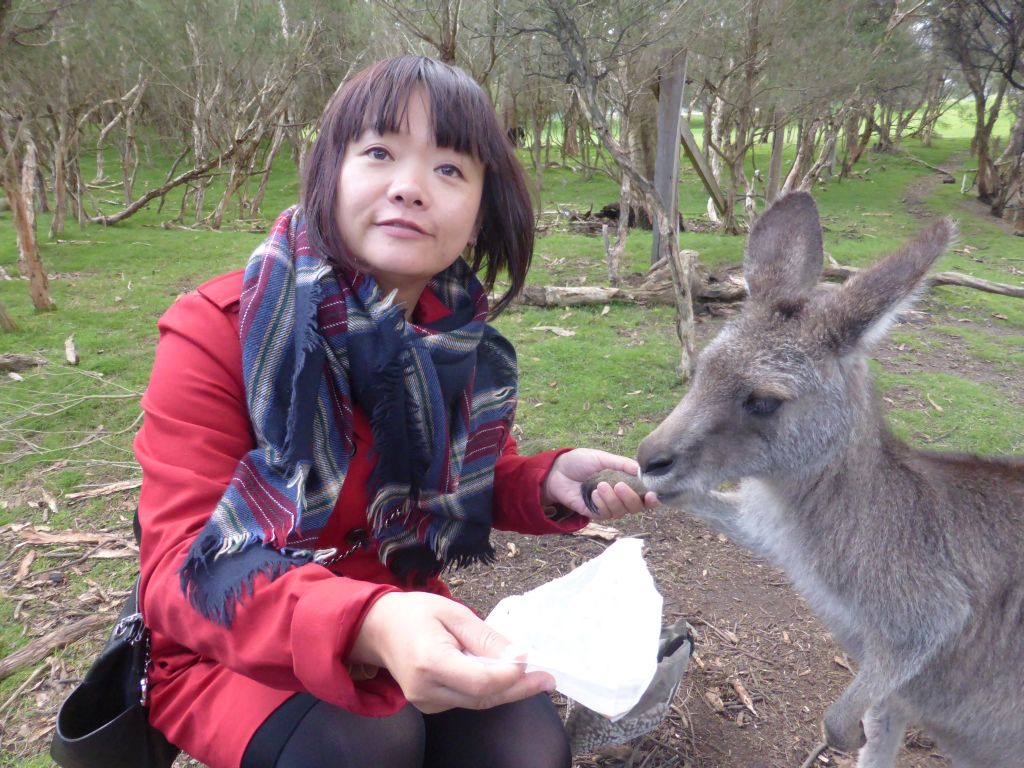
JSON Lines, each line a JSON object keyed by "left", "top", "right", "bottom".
{"left": 651, "top": 50, "right": 687, "bottom": 266}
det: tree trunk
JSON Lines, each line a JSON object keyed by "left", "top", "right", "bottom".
{"left": 765, "top": 107, "right": 786, "bottom": 204}
{"left": 94, "top": 107, "right": 123, "bottom": 183}
{"left": 18, "top": 137, "right": 37, "bottom": 276}
{"left": 530, "top": 111, "right": 544, "bottom": 214}
{"left": 652, "top": 51, "right": 687, "bottom": 265}
{"left": 49, "top": 137, "right": 66, "bottom": 239}
{"left": 992, "top": 96, "right": 1024, "bottom": 220}
{"left": 249, "top": 121, "right": 286, "bottom": 217}
{"left": 211, "top": 138, "right": 260, "bottom": 229}
{"left": 120, "top": 76, "right": 147, "bottom": 204}
{"left": 4, "top": 150, "right": 55, "bottom": 311}
{"left": 799, "top": 124, "right": 839, "bottom": 190}
{"left": 562, "top": 93, "right": 580, "bottom": 158}
{"left": 974, "top": 79, "right": 1008, "bottom": 204}
{"left": 634, "top": 88, "right": 658, "bottom": 184}
{"left": 608, "top": 66, "right": 631, "bottom": 287}
{"left": 437, "top": 0, "right": 459, "bottom": 64}
{"left": 49, "top": 52, "right": 72, "bottom": 239}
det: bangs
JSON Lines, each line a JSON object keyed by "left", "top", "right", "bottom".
{"left": 338, "top": 56, "right": 491, "bottom": 163}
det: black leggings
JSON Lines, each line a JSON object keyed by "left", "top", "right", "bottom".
{"left": 240, "top": 692, "right": 572, "bottom": 768}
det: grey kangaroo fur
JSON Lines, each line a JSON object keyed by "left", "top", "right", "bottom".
{"left": 598, "top": 192, "right": 1024, "bottom": 766}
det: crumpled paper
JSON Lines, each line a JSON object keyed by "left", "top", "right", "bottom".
{"left": 483, "top": 537, "right": 663, "bottom": 719}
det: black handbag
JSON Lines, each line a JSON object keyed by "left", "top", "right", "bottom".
{"left": 50, "top": 577, "right": 180, "bottom": 768}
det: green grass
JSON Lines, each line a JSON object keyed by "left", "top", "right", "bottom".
{"left": 1, "top": 113, "right": 1023, "bottom": 766}
{"left": 496, "top": 304, "right": 684, "bottom": 455}
{"left": 877, "top": 369, "right": 1024, "bottom": 454}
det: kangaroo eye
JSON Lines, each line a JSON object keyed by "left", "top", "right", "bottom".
{"left": 743, "top": 394, "right": 783, "bottom": 417}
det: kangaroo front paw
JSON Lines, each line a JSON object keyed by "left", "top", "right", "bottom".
{"left": 823, "top": 706, "right": 866, "bottom": 753}
{"left": 581, "top": 470, "right": 646, "bottom": 515}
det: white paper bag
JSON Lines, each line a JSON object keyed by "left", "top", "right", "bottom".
{"left": 483, "top": 538, "right": 662, "bottom": 719}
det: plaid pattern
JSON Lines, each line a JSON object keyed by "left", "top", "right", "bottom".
{"left": 180, "top": 206, "right": 517, "bottom": 625}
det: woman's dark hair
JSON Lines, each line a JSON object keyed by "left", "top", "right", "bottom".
{"left": 302, "top": 55, "right": 534, "bottom": 316}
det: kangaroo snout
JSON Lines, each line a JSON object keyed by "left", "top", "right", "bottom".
{"left": 635, "top": 417, "right": 717, "bottom": 501}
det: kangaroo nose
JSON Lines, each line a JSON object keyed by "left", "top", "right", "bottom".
{"left": 641, "top": 455, "right": 676, "bottom": 477}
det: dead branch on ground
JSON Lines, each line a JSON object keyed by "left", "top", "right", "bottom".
{"left": 520, "top": 258, "right": 1023, "bottom": 308}
{"left": 0, "top": 613, "right": 110, "bottom": 683}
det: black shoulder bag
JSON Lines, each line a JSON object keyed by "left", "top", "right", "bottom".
{"left": 50, "top": 516, "right": 179, "bottom": 768}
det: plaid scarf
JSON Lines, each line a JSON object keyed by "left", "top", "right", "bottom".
{"left": 180, "top": 206, "right": 518, "bottom": 626}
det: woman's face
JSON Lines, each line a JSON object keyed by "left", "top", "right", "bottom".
{"left": 335, "top": 90, "right": 486, "bottom": 308}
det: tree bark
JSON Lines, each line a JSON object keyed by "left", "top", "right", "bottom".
{"left": 3, "top": 145, "right": 55, "bottom": 311}
{"left": 249, "top": 120, "right": 286, "bottom": 217}
{"left": 120, "top": 76, "right": 147, "bottom": 205}
{"left": 0, "top": 613, "right": 110, "bottom": 682}
{"left": 652, "top": 51, "right": 687, "bottom": 265}
{"left": 17, "top": 137, "right": 37, "bottom": 277}
{"left": 49, "top": 51, "right": 72, "bottom": 239}
{"left": 765, "top": 107, "right": 786, "bottom": 204}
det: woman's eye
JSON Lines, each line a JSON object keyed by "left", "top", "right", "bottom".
{"left": 366, "top": 147, "right": 391, "bottom": 161}
{"left": 743, "top": 394, "right": 783, "bottom": 417}
{"left": 437, "top": 163, "right": 463, "bottom": 178}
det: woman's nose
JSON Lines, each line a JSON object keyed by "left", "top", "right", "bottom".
{"left": 388, "top": 168, "right": 428, "bottom": 208}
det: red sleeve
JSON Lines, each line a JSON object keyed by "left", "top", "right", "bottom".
{"left": 135, "top": 288, "right": 403, "bottom": 714}
{"left": 490, "top": 441, "right": 589, "bottom": 535}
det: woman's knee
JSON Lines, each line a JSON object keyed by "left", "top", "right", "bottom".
{"left": 276, "top": 701, "right": 425, "bottom": 768}
{"left": 424, "top": 694, "right": 570, "bottom": 768}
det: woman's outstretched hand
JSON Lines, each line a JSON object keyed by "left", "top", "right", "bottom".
{"left": 349, "top": 591, "right": 555, "bottom": 713}
{"left": 542, "top": 449, "right": 658, "bottom": 520}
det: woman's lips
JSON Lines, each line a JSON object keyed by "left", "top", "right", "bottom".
{"left": 376, "top": 218, "right": 428, "bottom": 236}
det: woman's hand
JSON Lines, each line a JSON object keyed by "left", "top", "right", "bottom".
{"left": 542, "top": 449, "right": 658, "bottom": 520}
{"left": 349, "top": 591, "right": 555, "bottom": 713}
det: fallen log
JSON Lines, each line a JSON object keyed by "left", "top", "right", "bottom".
{"left": 0, "top": 353, "right": 47, "bottom": 372}
{"left": 824, "top": 265, "right": 1024, "bottom": 299}
{"left": 0, "top": 613, "right": 110, "bottom": 682}
{"left": 519, "top": 263, "right": 1022, "bottom": 308}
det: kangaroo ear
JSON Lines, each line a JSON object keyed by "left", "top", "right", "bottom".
{"left": 744, "top": 192, "right": 824, "bottom": 305}
{"left": 819, "top": 218, "right": 955, "bottom": 352}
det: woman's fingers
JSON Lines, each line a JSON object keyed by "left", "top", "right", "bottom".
{"left": 442, "top": 670, "right": 556, "bottom": 712}
{"left": 368, "top": 595, "right": 556, "bottom": 713}
{"left": 588, "top": 479, "right": 657, "bottom": 519}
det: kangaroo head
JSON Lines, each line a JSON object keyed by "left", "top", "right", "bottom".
{"left": 638, "top": 192, "right": 954, "bottom": 502}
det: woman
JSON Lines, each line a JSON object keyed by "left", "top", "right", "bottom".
{"left": 135, "top": 55, "right": 655, "bottom": 768}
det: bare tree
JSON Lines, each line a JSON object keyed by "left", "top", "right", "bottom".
{"left": 377, "top": 0, "right": 462, "bottom": 64}
{"left": 2, "top": 121, "right": 55, "bottom": 311}
{"left": 937, "top": 1, "right": 1013, "bottom": 203}
{"left": 0, "top": 0, "right": 67, "bottom": 313}
{"left": 535, "top": 0, "right": 698, "bottom": 377}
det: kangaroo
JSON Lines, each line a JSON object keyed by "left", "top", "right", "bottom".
{"left": 614, "top": 192, "right": 1024, "bottom": 767}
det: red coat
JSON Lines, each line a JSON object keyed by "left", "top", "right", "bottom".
{"left": 134, "top": 270, "right": 585, "bottom": 768}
